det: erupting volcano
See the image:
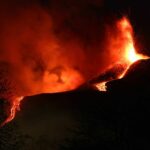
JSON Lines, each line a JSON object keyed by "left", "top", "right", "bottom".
{"left": 0, "top": 12, "right": 149, "bottom": 126}
{"left": 95, "top": 17, "right": 149, "bottom": 91}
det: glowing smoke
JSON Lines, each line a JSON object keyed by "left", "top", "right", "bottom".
{"left": 0, "top": 0, "right": 120, "bottom": 97}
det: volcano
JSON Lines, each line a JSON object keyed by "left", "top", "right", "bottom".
{"left": 0, "top": 14, "right": 149, "bottom": 125}
{"left": 1, "top": 0, "right": 150, "bottom": 149}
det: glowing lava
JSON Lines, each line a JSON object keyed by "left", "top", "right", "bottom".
{"left": 95, "top": 17, "right": 149, "bottom": 91}
{"left": 95, "top": 81, "right": 107, "bottom": 92}
{"left": 1, "top": 96, "right": 24, "bottom": 126}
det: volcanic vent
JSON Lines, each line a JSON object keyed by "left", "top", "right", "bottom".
{"left": 94, "top": 17, "right": 149, "bottom": 91}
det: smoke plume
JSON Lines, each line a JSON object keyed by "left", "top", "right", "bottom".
{"left": 0, "top": 0, "right": 122, "bottom": 97}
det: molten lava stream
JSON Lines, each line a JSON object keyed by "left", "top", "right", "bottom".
{"left": 1, "top": 96, "right": 24, "bottom": 126}
{"left": 95, "top": 17, "right": 149, "bottom": 91}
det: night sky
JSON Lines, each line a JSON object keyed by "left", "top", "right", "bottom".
{"left": 0, "top": 0, "right": 150, "bottom": 150}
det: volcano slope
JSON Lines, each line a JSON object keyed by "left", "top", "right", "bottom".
{"left": 0, "top": 59, "right": 150, "bottom": 150}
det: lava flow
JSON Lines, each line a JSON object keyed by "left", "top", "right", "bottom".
{"left": 95, "top": 17, "right": 149, "bottom": 91}
{"left": 1, "top": 96, "right": 24, "bottom": 126}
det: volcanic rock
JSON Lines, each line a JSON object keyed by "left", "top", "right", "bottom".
{"left": 106, "top": 59, "right": 150, "bottom": 96}
{"left": 90, "top": 63, "right": 127, "bottom": 84}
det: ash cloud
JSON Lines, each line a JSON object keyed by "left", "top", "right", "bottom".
{"left": 0, "top": 0, "right": 126, "bottom": 99}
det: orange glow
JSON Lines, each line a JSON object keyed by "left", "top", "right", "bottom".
{"left": 120, "top": 17, "right": 148, "bottom": 64}
{"left": 95, "top": 81, "right": 107, "bottom": 91}
{"left": 127, "top": 46, "right": 141, "bottom": 63}
{"left": 95, "top": 17, "right": 149, "bottom": 91}
{"left": 1, "top": 96, "right": 24, "bottom": 126}
{"left": 125, "top": 41, "right": 148, "bottom": 64}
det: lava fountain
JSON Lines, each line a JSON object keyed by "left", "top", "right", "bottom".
{"left": 95, "top": 17, "right": 149, "bottom": 91}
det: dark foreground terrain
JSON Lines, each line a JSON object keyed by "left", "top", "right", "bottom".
{"left": 0, "top": 59, "right": 150, "bottom": 150}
